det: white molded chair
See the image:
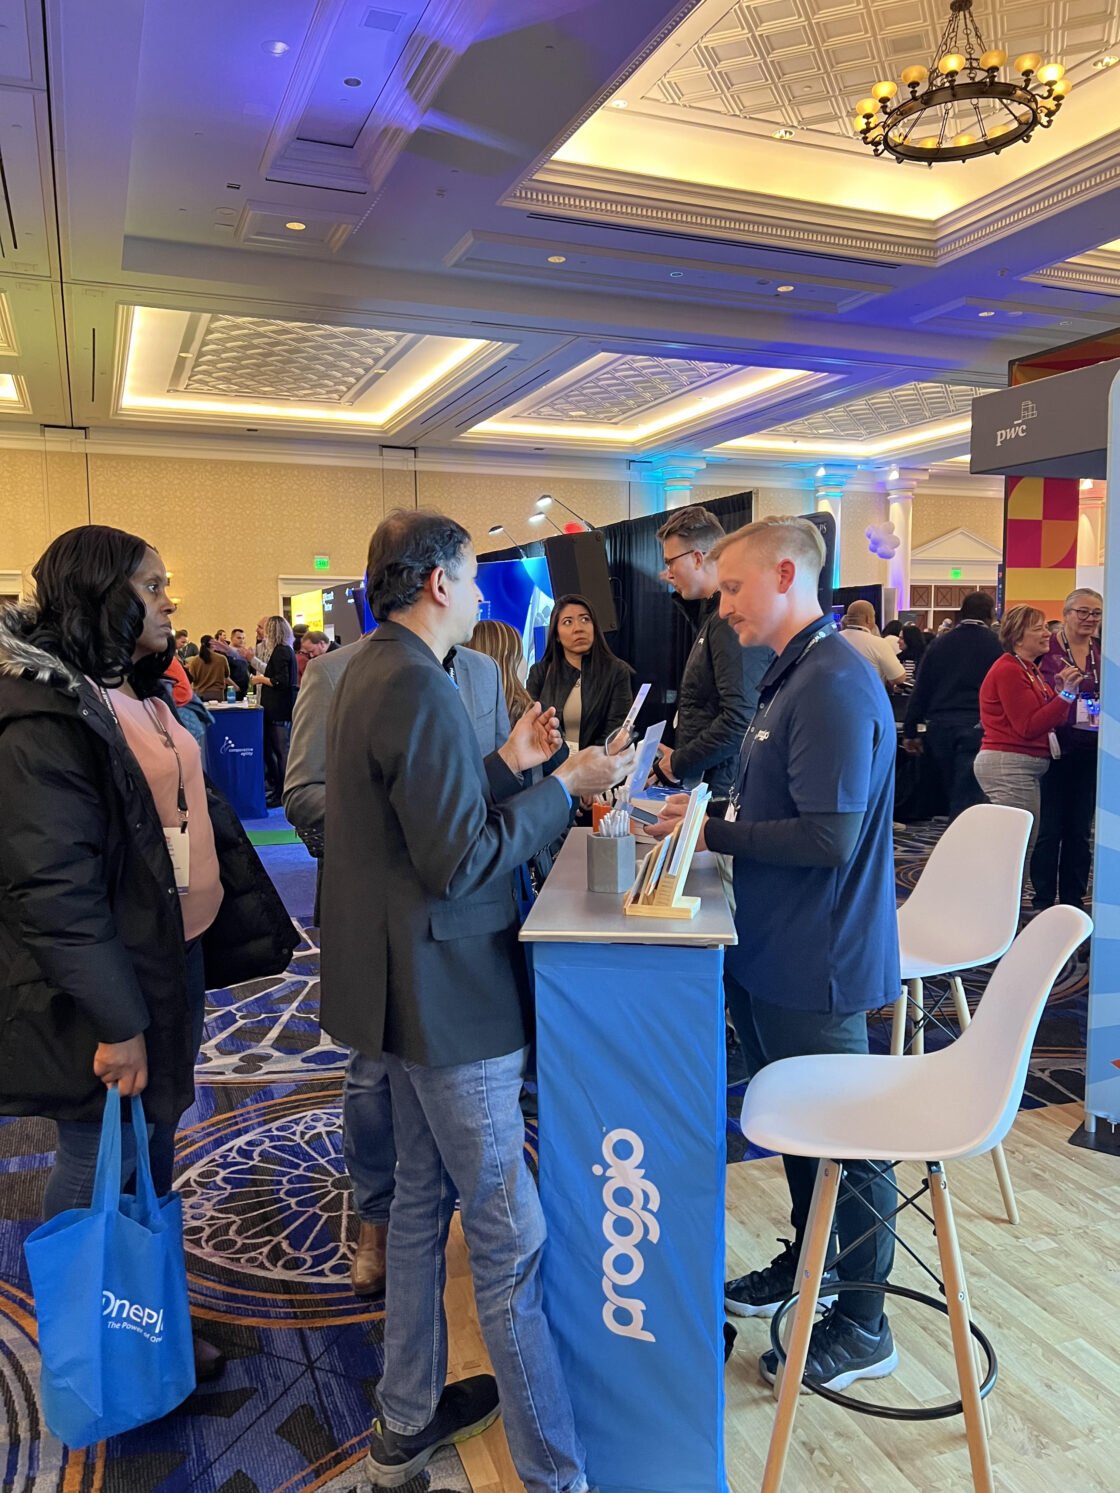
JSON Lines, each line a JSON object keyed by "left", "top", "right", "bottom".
{"left": 744, "top": 904, "right": 1092, "bottom": 1493}
{"left": 892, "top": 803, "right": 1034, "bottom": 1224}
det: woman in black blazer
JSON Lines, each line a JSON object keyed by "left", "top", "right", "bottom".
{"left": 251, "top": 614, "right": 298, "bottom": 805}
{"left": 527, "top": 594, "right": 633, "bottom": 752}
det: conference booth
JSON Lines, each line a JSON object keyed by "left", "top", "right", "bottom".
{"left": 970, "top": 347, "right": 1120, "bottom": 1139}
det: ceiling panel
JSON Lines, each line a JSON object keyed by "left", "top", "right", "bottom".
{"left": 643, "top": 0, "right": 1116, "bottom": 138}
{"left": 760, "top": 379, "right": 991, "bottom": 439}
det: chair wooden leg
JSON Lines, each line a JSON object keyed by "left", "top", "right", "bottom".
{"left": 890, "top": 988, "right": 906, "bottom": 1056}
{"left": 761, "top": 1160, "right": 842, "bottom": 1493}
{"left": 927, "top": 1161, "right": 994, "bottom": 1493}
{"left": 910, "top": 978, "right": 925, "bottom": 1055}
{"left": 949, "top": 977, "right": 1019, "bottom": 1226}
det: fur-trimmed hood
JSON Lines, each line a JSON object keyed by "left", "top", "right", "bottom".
{"left": 0, "top": 604, "right": 85, "bottom": 699}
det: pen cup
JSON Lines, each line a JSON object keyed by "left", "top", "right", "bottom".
{"left": 587, "top": 831, "right": 636, "bottom": 894}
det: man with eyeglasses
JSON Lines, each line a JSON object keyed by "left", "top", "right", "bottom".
{"left": 1031, "top": 588, "right": 1103, "bottom": 912}
{"left": 655, "top": 505, "right": 771, "bottom": 816}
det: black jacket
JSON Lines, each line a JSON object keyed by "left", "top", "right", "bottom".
{"left": 263, "top": 643, "right": 297, "bottom": 723}
{"left": 526, "top": 654, "right": 632, "bottom": 750}
{"left": 903, "top": 621, "right": 1003, "bottom": 738}
{"left": 321, "top": 622, "right": 571, "bottom": 1067}
{"left": 670, "top": 592, "right": 772, "bottom": 799}
{"left": 0, "top": 614, "right": 298, "bottom": 1125}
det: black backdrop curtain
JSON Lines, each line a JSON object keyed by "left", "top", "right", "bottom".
{"left": 481, "top": 491, "right": 753, "bottom": 745}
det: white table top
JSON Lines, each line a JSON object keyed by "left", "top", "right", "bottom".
{"left": 519, "top": 828, "right": 738, "bottom": 948}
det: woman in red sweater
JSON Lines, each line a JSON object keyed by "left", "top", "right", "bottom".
{"left": 974, "top": 606, "right": 1083, "bottom": 859}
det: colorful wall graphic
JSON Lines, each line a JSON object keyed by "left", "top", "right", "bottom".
{"left": 1002, "top": 474, "right": 1080, "bottom": 618}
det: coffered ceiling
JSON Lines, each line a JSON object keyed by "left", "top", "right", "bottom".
{"left": 646, "top": 0, "right": 1115, "bottom": 142}
{"left": 0, "top": 0, "right": 1117, "bottom": 482}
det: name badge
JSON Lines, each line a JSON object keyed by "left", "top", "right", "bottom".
{"left": 164, "top": 827, "right": 191, "bottom": 893}
{"left": 724, "top": 802, "right": 738, "bottom": 823}
{"left": 1047, "top": 731, "right": 1062, "bottom": 761}
{"left": 1076, "top": 697, "right": 1100, "bottom": 729}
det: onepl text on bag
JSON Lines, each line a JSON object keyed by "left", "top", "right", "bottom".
{"left": 102, "top": 1290, "right": 165, "bottom": 1341}
{"left": 593, "top": 1128, "right": 661, "bottom": 1344}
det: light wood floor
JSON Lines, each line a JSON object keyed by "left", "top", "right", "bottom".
{"left": 443, "top": 1102, "right": 1120, "bottom": 1492}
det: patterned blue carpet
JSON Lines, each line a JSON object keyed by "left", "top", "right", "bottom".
{"left": 0, "top": 814, "right": 1090, "bottom": 1489}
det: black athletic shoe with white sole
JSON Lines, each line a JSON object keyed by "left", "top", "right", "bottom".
{"left": 758, "top": 1306, "right": 899, "bottom": 1393}
{"left": 725, "top": 1237, "right": 839, "bottom": 1319}
{"left": 365, "top": 1375, "right": 500, "bottom": 1487}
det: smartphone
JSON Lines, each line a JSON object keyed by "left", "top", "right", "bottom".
{"left": 627, "top": 804, "right": 659, "bottom": 826}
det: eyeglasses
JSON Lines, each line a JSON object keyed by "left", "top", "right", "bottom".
{"left": 661, "top": 549, "right": 697, "bottom": 573}
{"left": 1070, "top": 608, "right": 1102, "bottom": 620}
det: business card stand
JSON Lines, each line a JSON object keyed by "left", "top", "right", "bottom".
{"left": 622, "top": 808, "right": 705, "bottom": 921}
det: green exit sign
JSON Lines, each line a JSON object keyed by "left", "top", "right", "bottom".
{"left": 313, "top": 555, "right": 330, "bottom": 573}
{"left": 950, "top": 567, "right": 963, "bottom": 580}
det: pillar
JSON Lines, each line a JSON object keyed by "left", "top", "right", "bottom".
{"left": 884, "top": 467, "right": 925, "bottom": 612}
{"left": 814, "top": 472, "right": 845, "bottom": 588}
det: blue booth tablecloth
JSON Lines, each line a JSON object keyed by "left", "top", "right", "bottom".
{"left": 204, "top": 704, "right": 267, "bottom": 820}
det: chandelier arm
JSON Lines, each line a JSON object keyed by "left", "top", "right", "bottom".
{"left": 969, "top": 93, "right": 988, "bottom": 137}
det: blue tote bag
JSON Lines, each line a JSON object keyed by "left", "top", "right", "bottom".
{"left": 24, "top": 1088, "right": 196, "bottom": 1447}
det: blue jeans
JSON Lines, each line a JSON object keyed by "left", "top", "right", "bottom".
{"left": 380, "top": 1048, "right": 588, "bottom": 1493}
{"left": 343, "top": 1051, "right": 397, "bottom": 1225}
{"left": 43, "top": 940, "right": 206, "bottom": 1219}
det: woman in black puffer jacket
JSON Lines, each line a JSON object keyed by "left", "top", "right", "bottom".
{"left": 0, "top": 528, "right": 296, "bottom": 1355}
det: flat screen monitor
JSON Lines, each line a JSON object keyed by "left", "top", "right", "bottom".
{"left": 476, "top": 557, "right": 554, "bottom": 666}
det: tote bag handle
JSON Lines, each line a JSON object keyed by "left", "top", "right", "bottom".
{"left": 90, "top": 1088, "right": 161, "bottom": 1224}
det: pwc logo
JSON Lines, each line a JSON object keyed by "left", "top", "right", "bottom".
{"left": 593, "top": 1128, "right": 661, "bottom": 1344}
{"left": 995, "top": 398, "right": 1037, "bottom": 449}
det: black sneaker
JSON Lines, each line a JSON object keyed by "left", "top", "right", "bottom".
{"left": 723, "top": 1321, "right": 737, "bottom": 1363}
{"left": 365, "top": 1375, "right": 500, "bottom": 1487}
{"left": 759, "top": 1306, "right": 898, "bottom": 1393}
{"left": 725, "top": 1238, "right": 838, "bottom": 1319}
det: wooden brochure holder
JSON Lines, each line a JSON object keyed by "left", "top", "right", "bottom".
{"left": 623, "top": 788, "right": 709, "bottom": 921}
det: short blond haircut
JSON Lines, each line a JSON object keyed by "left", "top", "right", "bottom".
{"left": 711, "top": 514, "right": 826, "bottom": 581}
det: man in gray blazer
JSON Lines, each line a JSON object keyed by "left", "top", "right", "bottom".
{"left": 284, "top": 633, "right": 509, "bottom": 1297}
{"left": 321, "top": 510, "right": 631, "bottom": 1490}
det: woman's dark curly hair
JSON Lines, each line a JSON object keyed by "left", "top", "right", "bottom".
{"left": 26, "top": 525, "right": 174, "bottom": 696}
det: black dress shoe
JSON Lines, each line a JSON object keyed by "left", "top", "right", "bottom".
{"left": 193, "top": 1334, "right": 226, "bottom": 1383}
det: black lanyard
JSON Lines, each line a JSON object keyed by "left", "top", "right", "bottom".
{"left": 1058, "top": 631, "right": 1098, "bottom": 692}
{"left": 730, "top": 622, "right": 834, "bottom": 811}
{"left": 99, "top": 688, "right": 189, "bottom": 829}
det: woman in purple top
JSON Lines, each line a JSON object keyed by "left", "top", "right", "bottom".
{"left": 1030, "top": 587, "right": 1102, "bottom": 911}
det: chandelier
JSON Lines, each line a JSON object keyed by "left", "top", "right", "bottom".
{"left": 853, "top": 0, "right": 1069, "bottom": 165}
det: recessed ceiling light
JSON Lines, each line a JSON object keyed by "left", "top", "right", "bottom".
{"left": 669, "top": 270, "right": 684, "bottom": 278}
{"left": 528, "top": 513, "right": 546, "bottom": 524}
{"left": 1094, "top": 54, "right": 1119, "bottom": 69}
{"left": 978, "top": 309, "right": 996, "bottom": 317}
{"left": 547, "top": 254, "right": 566, "bottom": 263}
{"left": 772, "top": 127, "right": 796, "bottom": 140}
{"left": 285, "top": 221, "right": 307, "bottom": 231}
{"left": 610, "top": 99, "right": 629, "bottom": 108}
{"left": 178, "top": 352, "right": 191, "bottom": 358}
{"left": 343, "top": 77, "right": 361, "bottom": 87}
{"left": 777, "top": 284, "right": 795, "bottom": 293}
{"left": 262, "top": 40, "right": 290, "bottom": 56}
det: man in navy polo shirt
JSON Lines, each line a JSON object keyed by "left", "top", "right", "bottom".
{"left": 654, "top": 514, "right": 900, "bottom": 1392}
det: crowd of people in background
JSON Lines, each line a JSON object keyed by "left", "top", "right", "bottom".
{"left": 0, "top": 506, "right": 1103, "bottom": 1489}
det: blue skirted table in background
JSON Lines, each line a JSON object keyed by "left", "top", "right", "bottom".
{"left": 204, "top": 703, "right": 267, "bottom": 820}
{"left": 521, "top": 829, "right": 737, "bottom": 1493}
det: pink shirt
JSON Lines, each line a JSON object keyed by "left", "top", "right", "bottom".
{"left": 108, "top": 690, "right": 224, "bottom": 941}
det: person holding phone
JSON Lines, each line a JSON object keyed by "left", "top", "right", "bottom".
{"left": 1030, "top": 588, "right": 1102, "bottom": 912}
{"left": 974, "top": 606, "right": 1083, "bottom": 868}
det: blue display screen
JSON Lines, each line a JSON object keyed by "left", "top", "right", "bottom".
{"left": 476, "top": 557, "right": 554, "bottom": 666}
